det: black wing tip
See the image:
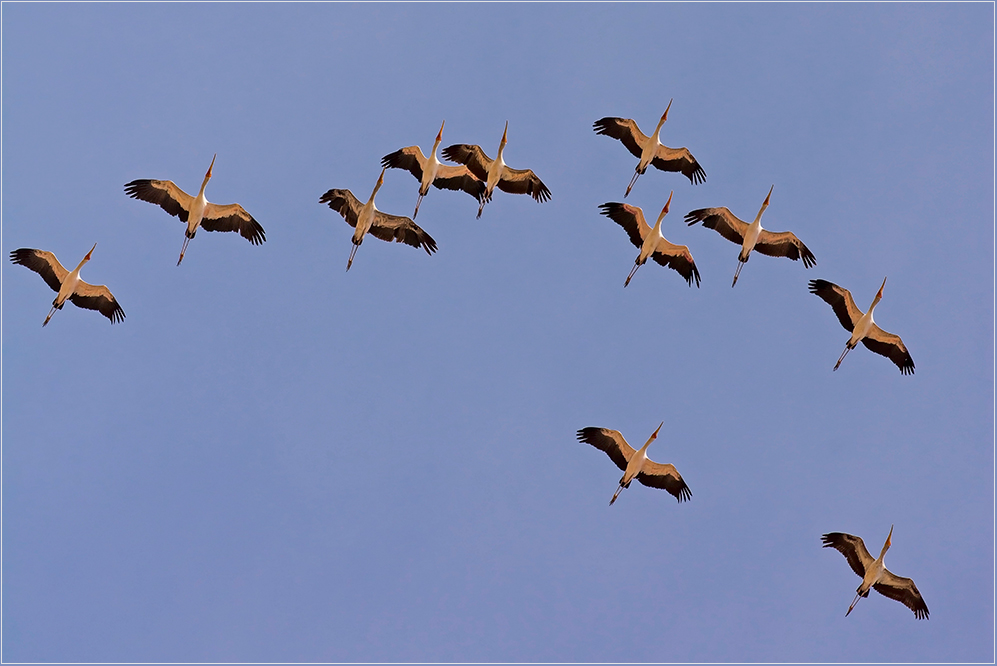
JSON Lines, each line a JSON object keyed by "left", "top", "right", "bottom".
{"left": 9, "top": 248, "right": 33, "bottom": 264}
{"left": 676, "top": 486, "right": 692, "bottom": 503}
{"left": 109, "top": 307, "right": 126, "bottom": 324}
{"left": 576, "top": 427, "right": 599, "bottom": 443}
{"left": 689, "top": 265, "right": 702, "bottom": 288}
{"left": 688, "top": 166, "right": 707, "bottom": 185}
{"left": 123, "top": 179, "right": 151, "bottom": 197}
{"left": 808, "top": 279, "right": 832, "bottom": 294}
{"left": 684, "top": 209, "right": 707, "bottom": 226}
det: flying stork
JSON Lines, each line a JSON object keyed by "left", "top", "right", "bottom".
{"left": 442, "top": 121, "right": 551, "bottom": 219}
{"left": 598, "top": 191, "right": 701, "bottom": 287}
{"left": 593, "top": 100, "right": 707, "bottom": 196}
{"left": 320, "top": 168, "right": 438, "bottom": 271}
{"left": 822, "top": 527, "right": 929, "bottom": 619}
{"left": 124, "top": 154, "right": 266, "bottom": 265}
{"left": 577, "top": 423, "right": 691, "bottom": 506}
{"left": 10, "top": 244, "right": 125, "bottom": 326}
{"left": 380, "top": 120, "right": 486, "bottom": 218}
{"left": 684, "top": 185, "right": 816, "bottom": 286}
{"left": 808, "top": 277, "right": 914, "bottom": 374}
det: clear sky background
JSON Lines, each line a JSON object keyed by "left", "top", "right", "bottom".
{"left": 2, "top": 3, "right": 993, "bottom": 663}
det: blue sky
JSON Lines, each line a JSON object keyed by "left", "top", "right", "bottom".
{"left": 2, "top": 3, "right": 993, "bottom": 662}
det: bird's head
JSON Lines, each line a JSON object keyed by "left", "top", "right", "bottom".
{"left": 436, "top": 120, "right": 445, "bottom": 143}
{"left": 501, "top": 121, "right": 508, "bottom": 147}
{"left": 205, "top": 153, "right": 216, "bottom": 181}
{"left": 877, "top": 277, "right": 887, "bottom": 301}
{"left": 376, "top": 167, "right": 386, "bottom": 190}
{"left": 762, "top": 184, "right": 774, "bottom": 209}
{"left": 84, "top": 243, "right": 97, "bottom": 262}
{"left": 651, "top": 421, "right": 663, "bottom": 439}
{"left": 660, "top": 99, "right": 673, "bottom": 125}
{"left": 884, "top": 524, "right": 894, "bottom": 552}
{"left": 661, "top": 191, "right": 673, "bottom": 217}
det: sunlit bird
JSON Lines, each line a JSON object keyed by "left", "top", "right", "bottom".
{"left": 822, "top": 527, "right": 929, "bottom": 620}
{"left": 320, "top": 168, "right": 438, "bottom": 271}
{"left": 124, "top": 154, "right": 266, "bottom": 265}
{"left": 577, "top": 423, "right": 691, "bottom": 506}
{"left": 593, "top": 100, "right": 707, "bottom": 197}
{"left": 684, "top": 185, "right": 815, "bottom": 287}
{"left": 808, "top": 277, "right": 914, "bottom": 374}
{"left": 442, "top": 121, "right": 551, "bottom": 218}
{"left": 599, "top": 192, "right": 701, "bottom": 288}
{"left": 381, "top": 120, "right": 486, "bottom": 219}
{"left": 10, "top": 244, "right": 125, "bottom": 327}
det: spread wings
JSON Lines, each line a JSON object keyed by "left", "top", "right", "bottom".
{"left": 593, "top": 117, "right": 706, "bottom": 184}
{"left": 754, "top": 230, "right": 816, "bottom": 267}
{"left": 70, "top": 282, "right": 126, "bottom": 324}
{"left": 576, "top": 427, "right": 635, "bottom": 472}
{"left": 862, "top": 325, "right": 915, "bottom": 375}
{"left": 319, "top": 189, "right": 437, "bottom": 255}
{"left": 808, "top": 280, "right": 863, "bottom": 332}
{"left": 200, "top": 203, "right": 266, "bottom": 245}
{"left": 685, "top": 207, "right": 749, "bottom": 245}
{"left": 874, "top": 570, "right": 929, "bottom": 619}
{"left": 10, "top": 248, "right": 68, "bottom": 293}
{"left": 636, "top": 461, "right": 692, "bottom": 503}
{"left": 124, "top": 179, "right": 193, "bottom": 222}
{"left": 381, "top": 146, "right": 486, "bottom": 201}
{"left": 442, "top": 144, "right": 551, "bottom": 202}
{"left": 598, "top": 203, "right": 700, "bottom": 286}
{"left": 821, "top": 532, "right": 875, "bottom": 578}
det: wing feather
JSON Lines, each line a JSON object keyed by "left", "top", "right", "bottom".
{"left": 821, "top": 532, "right": 875, "bottom": 578}
{"left": 808, "top": 280, "right": 863, "bottom": 332}
{"left": 636, "top": 461, "right": 692, "bottom": 502}
{"left": 874, "top": 570, "right": 929, "bottom": 619}
{"left": 576, "top": 427, "right": 635, "bottom": 472}
{"left": 862, "top": 324, "right": 915, "bottom": 375}
{"left": 651, "top": 240, "right": 701, "bottom": 287}
{"left": 598, "top": 202, "right": 649, "bottom": 249}
{"left": 684, "top": 207, "right": 748, "bottom": 246}
{"left": 319, "top": 189, "right": 364, "bottom": 229}
{"left": 369, "top": 212, "right": 438, "bottom": 255}
{"left": 592, "top": 117, "right": 648, "bottom": 158}
{"left": 380, "top": 146, "right": 427, "bottom": 181}
{"left": 652, "top": 146, "right": 707, "bottom": 184}
{"left": 10, "top": 248, "right": 68, "bottom": 293}
{"left": 496, "top": 167, "right": 551, "bottom": 202}
{"left": 124, "top": 179, "right": 193, "bottom": 223}
{"left": 432, "top": 164, "right": 487, "bottom": 201}
{"left": 754, "top": 230, "right": 816, "bottom": 267}
{"left": 70, "top": 282, "right": 125, "bottom": 324}
{"left": 441, "top": 144, "right": 493, "bottom": 181}
{"left": 201, "top": 203, "right": 266, "bottom": 245}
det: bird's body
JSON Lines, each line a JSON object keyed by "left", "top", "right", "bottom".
{"left": 577, "top": 423, "right": 691, "bottom": 505}
{"left": 10, "top": 244, "right": 125, "bottom": 326}
{"left": 124, "top": 154, "right": 265, "bottom": 265}
{"left": 593, "top": 100, "right": 706, "bottom": 197}
{"left": 442, "top": 121, "right": 551, "bottom": 218}
{"left": 320, "top": 168, "right": 438, "bottom": 271}
{"left": 599, "top": 192, "right": 700, "bottom": 287}
{"left": 822, "top": 528, "right": 929, "bottom": 619}
{"left": 808, "top": 277, "right": 914, "bottom": 374}
{"left": 381, "top": 121, "right": 486, "bottom": 218}
{"left": 684, "top": 185, "right": 816, "bottom": 286}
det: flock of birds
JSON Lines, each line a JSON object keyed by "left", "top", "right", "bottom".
{"left": 10, "top": 101, "right": 926, "bottom": 622}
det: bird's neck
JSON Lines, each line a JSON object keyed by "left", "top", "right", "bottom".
{"left": 197, "top": 176, "right": 211, "bottom": 200}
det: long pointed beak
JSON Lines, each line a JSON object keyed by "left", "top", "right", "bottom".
{"left": 763, "top": 184, "right": 774, "bottom": 207}
{"left": 85, "top": 242, "right": 97, "bottom": 261}
{"left": 206, "top": 153, "right": 216, "bottom": 179}
{"left": 651, "top": 421, "right": 663, "bottom": 438}
{"left": 877, "top": 276, "right": 887, "bottom": 299}
{"left": 661, "top": 98, "right": 673, "bottom": 123}
{"left": 661, "top": 191, "right": 674, "bottom": 217}
{"left": 885, "top": 524, "right": 893, "bottom": 549}
{"left": 502, "top": 121, "right": 508, "bottom": 145}
{"left": 377, "top": 167, "right": 386, "bottom": 187}
{"left": 437, "top": 120, "right": 445, "bottom": 142}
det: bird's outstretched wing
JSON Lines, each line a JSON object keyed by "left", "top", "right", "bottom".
{"left": 862, "top": 325, "right": 915, "bottom": 375}
{"left": 70, "top": 282, "right": 125, "bottom": 324}
{"left": 124, "top": 179, "right": 193, "bottom": 223}
{"left": 381, "top": 145, "right": 428, "bottom": 180}
{"left": 319, "top": 189, "right": 364, "bottom": 228}
{"left": 754, "top": 230, "right": 816, "bottom": 267}
{"left": 201, "top": 203, "right": 266, "bottom": 245}
{"left": 592, "top": 117, "right": 648, "bottom": 159}
{"left": 684, "top": 207, "right": 749, "bottom": 246}
{"left": 651, "top": 240, "right": 701, "bottom": 287}
{"left": 636, "top": 461, "right": 692, "bottom": 502}
{"left": 874, "top": 570, "right": 929, "bottom": 619}
{"left": 433, "top": 165, "right": 487, "bottom": 202}
{"left": 576, "top": 427, "right": 635, "bottom": 472}
{"left": 808, "top": 280, "right": 863, "bottom": 332}
{"left": 652, "top": 146, "right": 706, "bottom": 184}
{"left": 441, "top": 144, "right": 494, "bottom": 181}
{"left": 369, "top": 212, "right": 438, "bottom": 255}
{"left": 497, "top": 167, "right": 551, "bottom": 202}
{"left": 599, "top": 202, "right": 649, "bottom": 249}
{"left": 10, "top": 248, "right": 68, "bottom": 293}
{"left": 821, "top": 532, "right": 874, "bottom": 578}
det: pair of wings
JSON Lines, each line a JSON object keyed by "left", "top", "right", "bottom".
{"left": 10, "top": 249, "right": 125, "bottom": 324}
{"left": 319, "top": 189, "right": 437, "bottom": 255}
{"left": 821, "top": 532, "right": 929, "bottom": 619}
{"left": 576, "top": 427, "right": 692, "bottom": 503}
{"left": 124, "top": 179, "right": 266, "bottom": 245}
{"left": 808, "top": 280, "right": 915, "bottom": 375}
{"left": 599, "top": 203, "right": 701, "bottom": 287}
{"left": 593, "top": 117, "right": 706, "bottom": 185}
{"left": 684, "top": 207, "right": 817, "bottom": 267}
{"left": 441, "top": 144, "right": 552, "bottom": 203}
{"left": 380, "top": 146, "right": 486, "bottom": 202}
